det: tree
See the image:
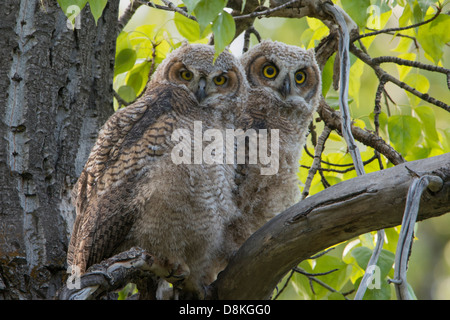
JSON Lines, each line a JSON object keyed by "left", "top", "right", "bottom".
{"left": 0, "top": 0, "right": 449, "bottom": 300}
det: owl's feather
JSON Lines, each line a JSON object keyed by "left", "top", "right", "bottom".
{"left": 68, "top": 44, "right": 248, "bottom": 299}
{"left": 234, "top": 40, "right": 322, "bottom": 239}
{"left": 68, "top": 84, "right": 196, "bottom": 273}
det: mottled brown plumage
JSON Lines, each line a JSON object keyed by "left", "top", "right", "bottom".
{"left": 232, "top": 40, "right": 322, "bottom": 242}
{"left": 67, "top": 43, "right": 249, "bottom": 298}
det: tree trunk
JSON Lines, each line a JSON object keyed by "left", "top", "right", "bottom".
{"left": 0, "top": 0, "right": 119, "bottom": 299}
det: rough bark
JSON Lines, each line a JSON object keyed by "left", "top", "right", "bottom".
{"left": 212, "top": 153, "right": 450, "bottom": 300}
{"left": 0, "top": 0, "right": 119, "bottom": 299}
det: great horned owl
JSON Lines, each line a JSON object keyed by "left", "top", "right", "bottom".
{"left": 67, "top": 43, "right": 249, "bottom": 298}
{"left": 232, "top": 40, "right": 322, "bottom": 242}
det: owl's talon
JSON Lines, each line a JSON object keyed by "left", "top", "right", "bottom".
{"left": 164, "top": 261, "right": 190, "bottom": 284}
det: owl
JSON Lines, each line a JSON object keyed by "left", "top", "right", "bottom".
{"left": 67, "top": 43, "right": 249, "bottom": 299}
{"left": 232, "top": 40, "right": 322, "bottom": 243}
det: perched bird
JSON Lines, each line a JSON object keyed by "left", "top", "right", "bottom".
{"left": 67, "top": 43, "right": 249, "bottom": 298}
{"left": 231, "top": 40, "right": 322, "bottom": 243}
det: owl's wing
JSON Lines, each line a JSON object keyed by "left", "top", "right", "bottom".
{"left": 67, "top": 84, "right": 196, "bottom": 273}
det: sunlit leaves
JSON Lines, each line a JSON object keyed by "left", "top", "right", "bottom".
{"left": 212, "top": 11, "right": 236, "bottom": 59}
{"left": 340, "top": 0, "right": 371, "bottom": 28}
{"left": 114, "top": 26, "right": 174, "bottom": 107}
{"left": 179, "top": 0, "right": 236, "bottom": 58}
{"left": 388, "top": 115, "right": 422, "bottom": 156}
{"left": 174, "top": 12, "right": 211, "bottom": 42}
{"left": 88, "top": 0, "right": 107, "bottom": 24}
{"left": 417, "top": 14, "right": 450, "bottom": 64}
{"left": 194, "top": 0, "right": 226, "bottom": 32}
{"left": 115, "top": 48, "right": 137, "bottom": 76}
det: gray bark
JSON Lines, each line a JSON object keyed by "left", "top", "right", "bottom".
{"left": 0, "top": 0, "right": 119, "bottom": 299}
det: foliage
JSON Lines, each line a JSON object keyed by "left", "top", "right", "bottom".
{"left": 56, "top": 0, "right": 450, "bottom": 299}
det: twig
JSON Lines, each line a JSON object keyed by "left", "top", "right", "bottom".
{"left": 136, "top": 0, "right": 197, "bottom": 21}
{"left": 309, "top": 247, "right": 335, "bottom": 259}
{"left": 353, "top": 6, "right": 442, "bottom": 41}
{"left": 373, "top": 56, "right": 450, "bottom": 90}
{"left": 302, "top": 154, "right": 379, "bottom": 174}
{"left": 391, "top": 174, "right": 444, "bottom": 300}
{"left": 233, "top": 0, "right": 303, "bottom": 20}
{"left": 294, "top": 267, "right": 348, "bottom": 299}
{"left": 374, "top": 78, "right": 387, "bottom": 136}
{"left": 302, "top": 125, "right": 331, "bottom": 199}
{"left": 351, "top": 44, "right": 450, "bottom": 112}
{"left": 373, "top": 56, "right": 450, "bottom": 75}
{"left": 118, "top": 0, "right": 142, "bottom": 32}
{"left": 243, "top": 26, "right": 261, "bottom": 53}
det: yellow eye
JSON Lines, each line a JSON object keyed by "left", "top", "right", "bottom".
{"left": 263, "top": 65, "right": 277, "bottom": 79}
{"left": 213, "top": 75, "right": 227, "bottom": 86}
{"left": 295, "top": 70, "right": 306, "bottom": 84}
{"left": 180, "top": 70, "right": 193, "bottom": 81}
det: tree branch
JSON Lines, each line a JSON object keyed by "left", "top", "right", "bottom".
{"left": 211, "top": 153, "right": 450, "bottom": 300}
{"left": 317, "top": 100, "right": 406, "bottom": 165}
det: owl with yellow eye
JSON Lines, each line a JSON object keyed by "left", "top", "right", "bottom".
{"left": 67, "top": 43, "right": 250, "bottom": 299}
{"left": 229, "top": 40, "right": 322, "bottom": 244}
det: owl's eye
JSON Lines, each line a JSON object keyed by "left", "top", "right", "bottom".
{"left": 213, "top": 75, "right": 227, "bottom": 86}
{"left": 295, "top": 70, "right": 306, "bottom": 84}
{"left": 180, "top": 70, "right": 193, "bottom": 81}
{"left": 262, "top": 65, "right": 278, "bottom": 79}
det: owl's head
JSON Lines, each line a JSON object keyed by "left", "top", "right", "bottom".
{"left": 241, "top": 40, "right": 321, "bottom": 111}
{"left": 152, "top": 43, "right": 248, "bottom": 109}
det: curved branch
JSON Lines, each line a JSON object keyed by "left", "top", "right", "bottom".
{"left": 211, "top": 153, "right": 450, "bottom": 300}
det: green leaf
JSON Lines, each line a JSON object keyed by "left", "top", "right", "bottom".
{"left": 212, "top": 11, "right": 236, "bottom": 59}
{"left": 116, "top": 31, "right": 132, "bottom": 53}
{"left": 403, "top": 73, "right": 429, "bottom": 106}
{"left": 114, "top": 48, "right": 137, "bottom": 76}
{"left": 321, "top": 55, "right": 334, "bottom": 96}
{"left": 442, "top": 128, "right": 450, "bottom": 152}
{"left": 414, "top": 106, "right": 440, "bottom": 148}
{"left": 183, "top": 0, "right": 202, "bottom": 13}
{"left": 88, "top": 0, "right": 107, "bottom": 24}
{"left": 174, "top": 11, "right": 211, "bottom": 41}
{"left": 340, "top": 0, "right": 371, "bottom": 28}
{"left": 117, "top": 85, "right": 136, "bottom": 104}
{"left": 194, "top": 0, "right": 226, "bottom": 32}
{"left": 126, "top": 61, "right": 152, "bottom": 97}
{"left": 352, "top": 248, "right": 394, "bottom": 279}
{"left": 57, "top": 0, "right": 88, "bottom": 16}
{"left": 387, "top": 115, "right": 422, "bottom": 156}
{"left": 417, "top": 14, "right": 450, "bottom": 64}
{"left": 308, "top": 255, "right": 350, "bottom": 299}
{"left": 354, "top": 276, "right": 392, "bottom": 300}
{"left": 58, "top": 0, "right": 87, "bottom": 27}
{"left": 175, "top": 12, "right": 201, "bottom": 41}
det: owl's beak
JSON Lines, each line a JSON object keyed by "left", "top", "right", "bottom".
{"left": 196, "top": 77, "right": 207, "bottom": 102}
{"left": 279, "top": 75, "right": 291, "bottom": 99}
